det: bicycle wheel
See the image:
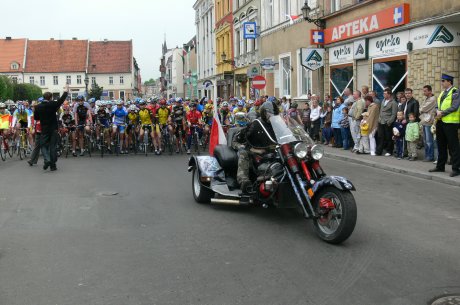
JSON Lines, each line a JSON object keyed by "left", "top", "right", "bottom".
{"left": 132, "top": 130, "right": 138, "bottom": 155}
{"left": 116, "top": 133, "right": 120, "bottom": 156}
{"left": 64, "top": 135, "right": 70, "bottom": 158}
{"left": 0, "top": 136, "right": 5, "bottom": 161}
{"left": 86, "top": 135, "right": 92, "bottom": 157}
{"left": 144, "top": 132, "right": 148, "bottom": 156}
{"left": 100, "top": 133, "right": 104, "bottom": 158}
{"left": 194, "top": 132, "right": 200, "bottom": 154}
{"left": 168, "top": 133, "right": 174, "bottom": 155}
{"left": 6, "top": 137, "right": 13, "bottom": 158}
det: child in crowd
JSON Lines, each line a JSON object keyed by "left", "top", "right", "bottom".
{"left": 301, "top": 103, "right": 311, "bottom": 134}
{"left": 340, "top": 107, "right": 350, "bottom": 150}
{"left": 405, "top": 112, "right": 420, "bottom": 161}
{"left": 392, "top": 111, "right": 406, "bottom": 160}
{"left": 356, "top": 112, "right": 370, "bottom": 154}
{"left": 322, "top": 104, "right": 333, "bottom": 145}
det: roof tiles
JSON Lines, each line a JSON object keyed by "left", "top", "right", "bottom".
{"left": 88, "top": 41, "right": 132, "bottom": 74}
{"left": 25, "top": 40, "right": 88, "bottom": 73}
{"left": 0, "top": 38, "right": 26, "bottom": 72}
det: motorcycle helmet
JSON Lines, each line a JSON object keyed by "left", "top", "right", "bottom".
{"left": 260, "top": 100, "right": 279, "bottom": 123}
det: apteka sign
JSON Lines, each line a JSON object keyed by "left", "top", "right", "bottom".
{"left": 324, "top": 4, "right": 410, "bottom": 44}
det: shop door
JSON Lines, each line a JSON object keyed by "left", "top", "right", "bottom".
{"left": 330, "top": 64, "right": 354, "bottom": 100}
{"left": 372, "top": 56, "right": 407, "bottom": 100}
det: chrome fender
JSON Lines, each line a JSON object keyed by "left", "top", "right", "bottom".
{"left": 312, "top": 176, "right": 356, "bottom": 193}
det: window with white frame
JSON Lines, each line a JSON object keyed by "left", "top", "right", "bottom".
{"left": 301, "top": 66, "right": 312, "bottom": 95}
{"left": 120, "top": 76, "right": 124, "bottom": 84}
{"left": 331, "top": 0, "right": 340, "bottom": 13}
{"left": 66, "top": 75, "right": 71, "bottom": 85}
{"left": 29, "top": 76, "right": 34, "bottom": 85}
{"left": 280, "top": 55, "right": 291, "bottom": 96}
{"left": 266, "top": 0, "right": 273, "bottom": 28}
{"left": 108, "top": 91, "right": 114, "bottom": 99}
{"left": 235, "top": 29, "right": 240, "bottom": 57}
{"left": 10, "top": 62, "right": 19, "bottom": 70}
{"left": 284, "top": 0, "right": 290, "bottom": 20}
{"left": 11, "top": 76, "right": 18, "bottom": 83}
{"left": 91, "top": 77, "right": 96, "bottom": 85}
{"left": 109, "top": 76, "right": 113, "bottom": 85}
{"left": 53, "top": 76, "right": 58, "bottom": 85}
{"left": 77, "top": 75, "right": 82, "bottom": 84}
{"left": 40, "top": 76, "right": 45, "bottom": 86}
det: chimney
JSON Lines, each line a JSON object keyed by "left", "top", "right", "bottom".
{"left": 72, "top": 37, "right": 77, "bottom": 40}
{"left": 103, "top": 39, "right": 108, "bottom": 43}
{"left": 50, "top": 38, "right": 54, "bottom": 40}
{"left": 5, "top": 37, "right": 12, "bottom": 40}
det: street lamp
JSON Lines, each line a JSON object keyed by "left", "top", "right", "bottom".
{"left": 301, "top": 1, "right": 326, "bottom": 28}
{"left": 84, "top": 75, "right": 89, "bottom": 99}
{"left": 221, "top": 52, "right": 234, "bottom": 65}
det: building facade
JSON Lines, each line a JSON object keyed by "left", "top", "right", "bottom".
{"left": 319, "top": 0, "right": 460, "bottom": 101}
{"left": 259, "top": 0, "right": 320, "bottom": 101}
{"left": 232, "top": 0, "right": 261, "bottom": 99}
{"left": 183, "top": 37, "right": 199, "bottom": 99}
{"left": 194, "top": 0, "right": 217, "bottom": 100}
{"left": 215, "top": 0, "right": 234, "bottom": 100}
{"left": 0, "top": 38, "right": 27, "bottom": 84}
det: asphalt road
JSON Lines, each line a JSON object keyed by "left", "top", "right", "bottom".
{"left": 0, "top": 154, "right": 459, "bottom": 305}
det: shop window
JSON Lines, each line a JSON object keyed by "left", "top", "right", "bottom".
{"left": 372, "top": 56, "right": 407, "bottom": 100}
{"left": 330, "top": 64, "right": 353, "bottom": 100}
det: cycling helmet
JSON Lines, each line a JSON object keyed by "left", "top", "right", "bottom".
{"left": 0, "top": 102, "right": 6, "bottom": 108}
{"left": 106, "top": 100, "right": 112, "bottom": 106}
{"left": 185, "top": 97, "right": 191, "bottom": 101}
{"left": 221, "top": 101, "right": 229, "bottom": 107}
{"left": 175, "top": 97, "right": 183, "bottom": 103}
{"left": 88, "top": 98, "right": 96, "bottom": 103}
{"left": 76, "top": 95, "right": 85, "bottom": 101}
{"left": 139, "top": 100, "right": 146, "bottom": 105}
{"left": 38, "top": 97, "right": 44, "bottom": 103}
{"left": 189, "top": 102, "right": 197, "bottom": 108}
{"left": 159, "top": 99, "right": 167, "bottom": 106}
{"left": 237, "top": 100, "right": 245, "bottom": 107}
{"left": 17, "top": 104, "right": 26, "bottom": 113}
{"left": 135, "top": 97, "right": 142, "bottom": 103}
{"left": 115, "top": 100, "right": 123, "bottom": 106}
{"left": 234, "top": 112, "right": 247, "bottom": 120}
{"left": 129, "top": 105, "right": 137, "bottom": 112}
{"left": 248, "top": 100, "right": 254, "bottom": 105}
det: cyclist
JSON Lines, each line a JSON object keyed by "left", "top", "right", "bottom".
{"left": 219, "top": 101, "right": 232, "bottom": 126}
{"left": 202, "top": 102, "right": 214, "bottom": 145}
{"left": 138, "top": 100, "right": 156, "bottom": 154}
{"left": 186, "top": 102, "right": 203, "bottom": 154}
{"left": 60, "top": 105, "right": 77, "bottom": 156}
{"left": 12, "top": 101, "right": 32, "bottom": 147}
{"left": 171, "top": 98, "right": 186, "bottom": 153}
{"left": 126, "top": 104, "right": 139, "bottom": 153}
{"left": 0, "top": 102, "right": 11, "bottom": 142}
{"left": 233, "top": 100, "right": 247, "bottom": 115}
{"left": 74, "top": 96, "right": 93, "bottom": 156}
{"left": 157, "top": 99, "right": 173, "bottom": 152}
{"left": 95, "top": 102, "right": 112, "bottom": 152}
{"left": 112, "top": 100, "right": 128, "bottom": 154}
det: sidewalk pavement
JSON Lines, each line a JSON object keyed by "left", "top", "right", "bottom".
{"left": 323, "top": 146, "right": 460, "bottom": 187}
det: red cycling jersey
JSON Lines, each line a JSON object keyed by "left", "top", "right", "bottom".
{"left": 187, "top": 110, "right": 202, "bottom": 125}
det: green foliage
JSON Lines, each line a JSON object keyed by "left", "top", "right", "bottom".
{"left": 144, "top": 78, "right": 155, "bottom": 86}
{"left": 0, "top": 76, "right": 42, "bottom": 101}
{"left": 89, "top": 83, "right": 104, "bottom": 100}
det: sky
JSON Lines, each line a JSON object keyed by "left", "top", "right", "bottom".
{"left": 2, "top": 0, "right": 196, "bottom": 82}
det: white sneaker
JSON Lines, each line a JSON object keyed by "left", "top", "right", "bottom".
{"left": 385, "top": 153, "right": 391, "bottom": 157}
{"left": 433, "top": 160, "right": 437, "bottom": 164}
{"left": 370, "top": 152, "right": 376, "bottom": 156}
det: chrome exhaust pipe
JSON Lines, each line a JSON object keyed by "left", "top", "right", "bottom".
{"left": 211, "top": 198, "right": 247, "bottom": 206}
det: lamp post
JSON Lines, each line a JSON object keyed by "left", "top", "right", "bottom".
{"left": 84, "top": 75, "right": 89, "bottom": 99}
{"left": 301, "top": 1, "right": 326, "bottom": 28}
{"left": 221, "top": 52, "right": 234, "bottom": 65}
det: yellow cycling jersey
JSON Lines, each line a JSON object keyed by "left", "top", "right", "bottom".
{"left": 138, "top": 109, "right": 153, "bottom": 125}
{"left": 157, "top": 107, "right": 170, "bottom": 125}
{"left": 232, "top": 107, "right": 247, "bottom": 114}
{"left": 127, "top": 112, "right": 139, "bottom": 125}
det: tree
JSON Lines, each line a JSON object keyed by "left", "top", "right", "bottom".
{"left": 0, "top": 76, "right": 14, "bottom": 100}
{"left": 144, "top": 78, "right": 155, "bottom": 86}
{"left": 89, "top": 83, "right": 104, "bottom": 100}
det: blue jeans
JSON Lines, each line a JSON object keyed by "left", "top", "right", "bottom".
{"left": 340, "top": 127, "right": 350, "bottom": 149}
{"left": 395, "top": 138, "right": 404, "bottom": 158}
{"left": 322, "top": 127, "right": 332, "bottom": 143}
{"left": 186, "top": 125, "right": 203, "bottom": 149}
{"left": 422, "top": 125, "right": 434, "bottom": 161}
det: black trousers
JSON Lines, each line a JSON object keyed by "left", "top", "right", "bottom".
{"left": 436, "top": 121, "right": 460, "bottom": 171}
{"left": 29, "top": 133, "right": 42, "bottom": 164}
{"left": 310, "top": 120, "right": 321, "bottom": 141}
{"left": 40, "top": 130, "right": 58, "bottom": 166}
{"left": 376, "top": 123, "right": 393, "bottom": 155}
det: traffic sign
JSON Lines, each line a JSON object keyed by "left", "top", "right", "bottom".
{"left": 252, "top": 75, "right": 266, "bottom": 90}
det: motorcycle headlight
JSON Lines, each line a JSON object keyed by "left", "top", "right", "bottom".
{"left": 294, "top": 142, "right": 309, "bottom": 159}
{"left": 311, "top": 145, "right": 324, "bottom": 160}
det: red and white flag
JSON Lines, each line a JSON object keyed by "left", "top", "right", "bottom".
{"left": 286, "top": 14, "right": 301, "bottom": 25}
{"left": 209, "top": 98, "right": 227, "bottom": 156}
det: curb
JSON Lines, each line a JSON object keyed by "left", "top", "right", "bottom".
{"left": 324, "top": 152, "right": 460, "bottom": 187}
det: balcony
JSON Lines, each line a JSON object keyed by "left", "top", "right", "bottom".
{"left": 234, "top": 50, "right": 258, "bottom": 68}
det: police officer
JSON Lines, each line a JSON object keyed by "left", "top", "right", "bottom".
{"left": 429, "top": 74, "right": 460, "bottom": 177}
